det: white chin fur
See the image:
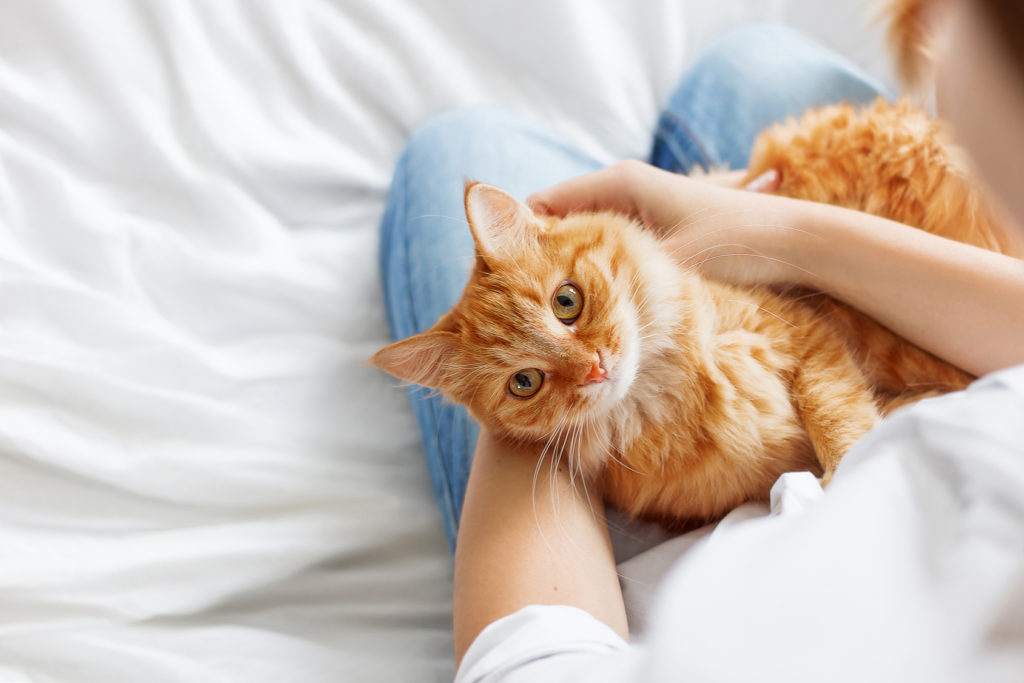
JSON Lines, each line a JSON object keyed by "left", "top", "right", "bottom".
{"left": 597, "top": 309, "right": 639, "bottom": 410}
{"left": 613, "top": 339, "right": 639, "bottom": 400}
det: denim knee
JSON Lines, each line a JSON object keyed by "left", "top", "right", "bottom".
{"left": 394, "top": 105, "right": 540, "bottom": 184}
{"left": 392, "top": 105, "right": 602, "bottom": 199}
{"left": 652, "top": 23, "right": 887, "bottom": 171}
{"left": 403, "top": 106, "right": 529, "bottom": 151}
{"left": 694, "top": 23, "right": 885, "bottom": 107}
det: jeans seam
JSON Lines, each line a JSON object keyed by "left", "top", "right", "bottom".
{"left": 654, "top": 107, "right": 714, "bottom": 172}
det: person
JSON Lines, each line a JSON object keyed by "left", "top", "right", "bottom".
{"left": 379, "top": 1, "right": 1024, "bottom": 680}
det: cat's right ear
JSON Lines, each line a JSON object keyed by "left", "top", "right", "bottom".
{"left": 464, "top": 181, "right": 543, "bottom": 261}
{"left": 370, "top": 331, "right": 457, "bottom": 389}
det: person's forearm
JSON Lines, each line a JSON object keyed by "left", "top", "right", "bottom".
{"left": 789, "top": 199, "right": 1024, "bottom": 376}
{"left": 453, "top": 431, "right": 628, "bottom": 666}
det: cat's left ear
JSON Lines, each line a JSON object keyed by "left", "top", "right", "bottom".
{"left": 464, "top": 182, "right": 544, "bottom": 261}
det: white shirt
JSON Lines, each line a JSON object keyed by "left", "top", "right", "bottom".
{"left": 456, "top": 365, "right": 1024, "bottom": 683}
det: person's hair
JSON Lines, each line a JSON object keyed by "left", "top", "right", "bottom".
{"left": 977, "top": 0, "right": 1024, "bottom": 75}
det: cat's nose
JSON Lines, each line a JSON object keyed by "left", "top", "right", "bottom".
{"left": 582, "top": 352, "right": 606, "bottom": 384}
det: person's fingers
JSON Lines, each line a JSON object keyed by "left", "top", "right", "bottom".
{"left": 527, "top": 161, "right": 645, "bottom": 217}
{"left": 743, "top": 168, "right": 781, "bottom": 193}
{"left": 697, "top": 169, "right": 749, "bottom": 188}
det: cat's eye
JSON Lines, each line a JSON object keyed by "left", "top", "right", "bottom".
{"left": 552, "top": 283, "right": 583, "bottom": 323}
{"left": 508, "top": 368, "right": 544, "bottom": 398}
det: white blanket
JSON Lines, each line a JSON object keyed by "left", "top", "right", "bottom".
{"left": 0, "top": 2, "right": 895, "bottom": 681}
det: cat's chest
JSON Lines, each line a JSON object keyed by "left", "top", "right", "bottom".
{"left": 598, "top": 287, "right": 818, "bottom": 521}
{"left": 604, "top": 397, "right": 813, "bottom": 522}
{"left": 627, "top": 320, "right": 798, "bottom": 438}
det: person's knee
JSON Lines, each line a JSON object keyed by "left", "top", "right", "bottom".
{"left": 701, "top": 23, "right": 813, "bottom": 71}
{"left": 654, "top": 22, "right": 885, "bottom": 169}
{"left": 692, "top": 24, "right": 831, "bottom": 94}
{"left": 689, "top": 22, "right": 882, "bottom": 106}
{"left": 397, "top": 105, "right": 533, "bottom": 172}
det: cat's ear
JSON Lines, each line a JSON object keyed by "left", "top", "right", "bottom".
{"left": 464, "top": 181, "right": 543, "bottom": 260}
{"left": 370, "top": 331, "right": 457, "bottom": 389}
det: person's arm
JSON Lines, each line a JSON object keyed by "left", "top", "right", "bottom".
{"left": 785, "top": 198, "right": 1024, "bottom": 376}
{"left": 453, "top": 430, "right": 628, "bottom": 666}
{"left": 528, "top": 161, "right": 1024, "bottom": 377}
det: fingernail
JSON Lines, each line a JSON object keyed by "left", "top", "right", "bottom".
{"left": 744, "top": 168, "right": 780, "bottom": 193}
{"left": 526, "top": 195, "right": 550, "bottom": 214}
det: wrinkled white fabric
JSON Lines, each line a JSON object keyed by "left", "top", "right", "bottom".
{"left": 457, "top": 367, "right": 1024, "bottom": 683}
{"left": 0, "top": 1, "right": 894, "bottom": 680}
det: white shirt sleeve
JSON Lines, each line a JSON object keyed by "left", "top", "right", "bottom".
{"left": 454, "top": 605, "right": 637, "bottom": 683}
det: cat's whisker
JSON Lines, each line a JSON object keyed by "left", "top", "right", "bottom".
{"left": 575, "top": 416, "right": 599, "bottom": 522}
{"left": 689, "top": 252, "right": 823, "bottom": 283}
{"left": 530, "top": 447, "right": 557, "bottom": 558}
{"left": 674, "top": 202, "right": 726, "bottom": 226}
{"left": 678, "top": 242, "right": 760, "bottom": 269}
{"left": 675, "top": 207, "right": 760, "bottom": 232}
{"left": 660, "top": 203, "right": 738, "bottom": 236}
{"left": 665, "top": 222, "right": 824, "bottom": 261}
{"left": 535, "top": 415, "right": 564, "bottom": 466}
{"left": 626, "top": 275, "right": 645, "bottom": 310}
{"left": 572, "top": 420, "right": 586, "bottom": 489}
{"left": 548, "top": 418, "right": 573, "bottom": 536}
{"left": 406, "top": 384, "right": 445, "bottom": 400}
{"left": 634, "top": 293, "right": 653, "bottom": 316}
{"left": 660, "top": 204, "right": 717, "bottom": 234}
{"left": 657, "top": 208, "right": 758, "bottom": 249}
{"left": 564, "top": 418, "right": 603, "bottom": 557}
{"left": 569, "top": 421, "right": 583, "bottom": 494}
{"left": 602, "top": 441, "right": 643, "bottom": 475}
{"left": 532, "top": 412, "right": 571, "bottom": 555}
{"left": 788, "top": 287, "right": 843, "bottom": 302}
{"left": 726, "top": 298, "right": 800, "bottom": 328}
{"left": 565, "top": 421, "right": 577, "bottom": 491}
{"left": 556, "top": 425, "right": 586, "bottom": 548}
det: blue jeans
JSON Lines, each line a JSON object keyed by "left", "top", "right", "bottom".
{"left": 379, "top": 24, "right": 886, "bottom": 551}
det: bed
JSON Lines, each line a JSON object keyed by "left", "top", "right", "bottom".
{"left": 0, "top": 2, "right": 896, "bottom": 680}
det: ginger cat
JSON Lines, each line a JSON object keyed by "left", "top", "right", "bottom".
{"left": 372, "top": 99, "right": 1007, "bottom": 528}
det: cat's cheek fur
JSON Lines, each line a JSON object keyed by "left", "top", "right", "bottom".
{"left": 604, "top": 304, "right": 640, "bottom": 407}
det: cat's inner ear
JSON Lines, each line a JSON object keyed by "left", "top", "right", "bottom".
{"left": 464, "top": 182, "right": 543, "bottom": 260}
{"left": 370, "top": 331, "right": 457, "bottom": 389}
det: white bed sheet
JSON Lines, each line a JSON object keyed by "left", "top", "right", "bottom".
{"left": 0, "top": 2, "right": 895, "bottom": 681}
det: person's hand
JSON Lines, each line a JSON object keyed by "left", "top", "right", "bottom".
{"left": 527, "top": 160, "right": 814, "bottom": 288}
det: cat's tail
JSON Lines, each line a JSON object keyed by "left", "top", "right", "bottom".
{"left": 745, "top": 98, "right": 1017, "bottom": 255}
{"left": 884, "top": 0, "right": 939, "bottom": 88}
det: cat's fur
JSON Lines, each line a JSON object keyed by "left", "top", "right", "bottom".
{"left": 886, "top": 0, "right": 939, "bottom": 87}
{"left": 747, "top": 98, "right": 1010, "bottom": 253}
{"left": 372, "top": 99, "right": 1008, "bottom": 527}
{"left": 744, "top": 97, "right": 1015, "bottom": 411}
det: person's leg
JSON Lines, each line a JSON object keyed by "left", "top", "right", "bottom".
{"left": 651, "top": 23, "right": 891, "bottom": 173}
{"left": 380, "top": 106, "right": 602, "bottom": 551}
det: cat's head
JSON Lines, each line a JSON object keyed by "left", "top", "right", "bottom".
{"left": 371, "top": 182, "right": 680, "bottom": 445}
